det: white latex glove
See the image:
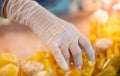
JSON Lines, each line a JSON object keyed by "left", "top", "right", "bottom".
{"left": 5, "top": 0, "right": 95, "bottom": 71}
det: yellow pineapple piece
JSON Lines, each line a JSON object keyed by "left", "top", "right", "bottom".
{"left": 98, "top": 52, "right": 106, "bottom": 70}
{"left": 96, "top": 55, "right": 120, "bottom": 76}
{"left": 27, "top": 51, "right": 46, "bottom": 62}
{"left": 106, "top": 48, "right": 113, "bottom": 60}
{"left": 34, "top": 71, "right": 50, "bottom": 76}
{"left": 0, "top": 64, "right": 19, "bottom": 76}
{"left": 70, "top": 64, "right": 82, "bottom": 76}
{"left": 0, "top": 53, "right": 18, "bottom": 68}
{"left": 96, "top": 66, "right": 116, "bottom": 76}
{"left": 56, "top": 65, "right": 66, "bottom": 76}
{"left": 113, "top": 43, "right": 120, "bottom": 56}
{"left": 26, "top": 51, "right": 56, "bottom": 76}
{"left": 0, "top": 54, "right": 19, "bottom": 76}
{"left": 42, "top": 58, "right": 57, "bottom": 76}
{"left": 88, "top": 35, "right": 97, "bottom": 43}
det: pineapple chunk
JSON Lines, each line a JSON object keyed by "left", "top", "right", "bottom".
{"left": 26, "top": 51, "right": 96, "bottom": 76}
{"left": 42, "top": 58, "right": 57, "bottom": 76}
{"left": 0, "top": 64, "right": 19, "bottom": 76}
{"left": 0, "top": 54, "right": 18, "bottom": 68}
{"left": 27, "top": 51, "right": 46, "bottom": 62}
{"left": 0, "top": 54, "right": 19, "bottom": 76}
{"left": 70, "top": 65, "right": 82, "bottom": 76}
{"left": 34, "top": 71, "right": 50, "bottom": 76}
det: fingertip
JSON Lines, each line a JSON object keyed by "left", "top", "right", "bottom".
{"left": 63, "top": 64, "right": 70, "bottom": 71}
{"left": 61, "top": 59, "right": 70, "bottom": 71}
{"left": 69, "top": 41, "right": 83, "bottom": 72}
{"left": 50, "top": 43, "right": 70, "bottom": 71}
{"left": 59, "top": 44, "right": 70, "bottom": 69}
{"left": 88, "top": 46, "right": 95, "bottom": 61}
{"left": 66, "top": 59, "right": 70, "bottom": 68}
{"left": 76, "top": 65, "right": 82, "bottom": 72}
{"left": 88, "top": 59, "right": 95, "bottom": 67}
{"left": 74, "top": 55, "right": 82, "bottom": 71}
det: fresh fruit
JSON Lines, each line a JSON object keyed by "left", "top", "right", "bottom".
{"left": 0, "top": 64, "right": 19, "bottom": 76}
{"left": 0, "top": 54, "right": 19, "bottom": 76}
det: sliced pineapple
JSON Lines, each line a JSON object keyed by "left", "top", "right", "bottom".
{"left": 34, "top": 71, "right": 50, "bottom": 76}
{"left": 0, "top": 64, "right": 19, "bottom": 76}
{"left": 27, "top": 51, "right": 47, "bottom": 62}
{"left": 0, "top": 54, "right": 19, "bottom": 76}
{"left": 0, "top": 53, "right": 18, "bottom": 68}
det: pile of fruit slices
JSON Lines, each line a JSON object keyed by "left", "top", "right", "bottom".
{"left": 89, "top": 14, "right": 120, "bottom": 75}
{"left": 0, "top": 50, "right": 95, "bottom": 76}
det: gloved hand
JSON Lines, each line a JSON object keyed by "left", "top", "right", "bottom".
{"left": 5, "top": 0, "right": 95, "bottom": 71}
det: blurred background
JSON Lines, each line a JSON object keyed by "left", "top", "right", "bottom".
{"left": 35, "top": 0, "right": 120, "bottom": 36}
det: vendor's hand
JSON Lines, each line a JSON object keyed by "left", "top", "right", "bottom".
{"left": 38, "top": 19, "right": 95, "bottom": 71}
{"left": 6, "top": 0, "right": 95, "bottom": 71}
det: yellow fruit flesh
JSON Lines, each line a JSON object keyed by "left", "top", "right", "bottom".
{"left": 0, "top": 54, "right": 19, "bottom": 76}
{"left": 23, "top": 51, "right": 95, "bottom": 76}
{"left": 90, "top": 14, "right": 120, "bottom": 75}
{"left": 0, "top": 54, "right": 18, "bottom": 68}
{"left": 0, "top": 64, "right": 19, "bottom": 76}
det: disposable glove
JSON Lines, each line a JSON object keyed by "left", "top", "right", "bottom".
{"left": 5, "top": 0, "right": 95, "bottom": 71}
